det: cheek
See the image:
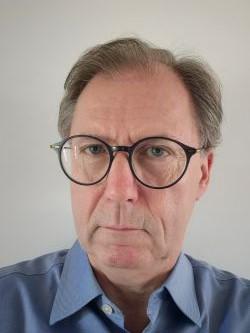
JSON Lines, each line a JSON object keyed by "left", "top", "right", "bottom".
{"left": 70, "top": 184, "right": 100, "bottom": 236}
{"left": 170, "top": 165, "right": 201, "bottom": 223}
{"left": 149, "top": 188, "right": 185, "bottom": 222}
{"left": 145, "top": 191, "right": 177, "bottom": 244}
{"left": 150, "top": 180, "right": 198, "bottom": 239}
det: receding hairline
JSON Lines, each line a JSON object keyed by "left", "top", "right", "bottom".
{"left": 59, "top": 37, "right": 222, "bottom": 148}
{"left": 71, "top": 63, "right": 201, "bottom": 146}
{"left": 77, "top": 62, "right": 200, "bottom": 117}
{"left": 77, "top": 61, "right": 182, "bottom": 87}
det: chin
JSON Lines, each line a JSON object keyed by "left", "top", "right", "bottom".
{"left": 98, "top": 245, "right": 146, "bottom": 270}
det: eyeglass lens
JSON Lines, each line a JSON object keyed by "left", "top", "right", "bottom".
{"left": 60, "top": 136, "right": 187, "bottom": 188}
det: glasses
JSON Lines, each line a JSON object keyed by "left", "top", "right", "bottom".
{"left": 50, "top": 135, "right": 204, "bottom": 189}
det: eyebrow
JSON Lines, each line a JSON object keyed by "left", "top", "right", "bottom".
{"left": 79, "top": 133, "right": 117, "bottom": 144}
{"left": 76, "top": 132, "right": 182, "bottom": 144}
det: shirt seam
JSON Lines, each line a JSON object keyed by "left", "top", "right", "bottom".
{"left": 191, "top": 263, "right": 250, "bottom": 285}
{"left": 0, "top": 261, "right": 65, "bottom": 281}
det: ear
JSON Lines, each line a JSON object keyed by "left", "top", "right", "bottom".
{"left": 196, "top": 150, "right": 214, "bottom": 201}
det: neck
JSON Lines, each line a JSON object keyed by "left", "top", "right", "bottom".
{"left": 96, "top": 268, "right": 167, "bottom": 296}
{"left": 92, "top": 267, "right": 169, "bottom": 333}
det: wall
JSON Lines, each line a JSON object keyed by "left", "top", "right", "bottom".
{"left": 1, "top": 0, "right": 249, "bottom": 277}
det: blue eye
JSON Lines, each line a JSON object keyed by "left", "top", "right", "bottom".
{"left": 146, "top": 146, "right": 168, "bottom": 157}
{"left": 82, "top": 144, "right": 106, "bottom": 155}
{"left": 149, "top": 147, "right": 164, "bottom": 156}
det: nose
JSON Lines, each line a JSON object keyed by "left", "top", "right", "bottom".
{"left": 103, "top": 152, "right": 139, "bottom": 203}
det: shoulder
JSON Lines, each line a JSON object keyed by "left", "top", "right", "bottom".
{"left": 0, "top": 248, "right": 69, "bottom": 331}
{"left": 0, "top": 248, "right": 68, "bottom": 282}
{"left": 186, "top": 254, "right": 250, "bottom": 326}
{"left": 187, "top": 254, "right": 250, "bottom": 288}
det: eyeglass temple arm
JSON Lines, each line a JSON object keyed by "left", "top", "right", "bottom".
{"left": 50, "top": 143, "right": 61, "bottom": 151}
{"left": 50, "top": 142, "right": 72, "bottom": 152}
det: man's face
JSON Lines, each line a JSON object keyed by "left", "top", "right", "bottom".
{"left": 70, "top": 66, "right": 212, "bottom": 279}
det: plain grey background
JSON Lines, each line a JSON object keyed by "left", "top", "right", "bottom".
{"left": 1, "top": 0, "right": 250, "bottom": 278}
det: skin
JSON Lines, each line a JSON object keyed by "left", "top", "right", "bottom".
{"left": 70, "top": 65, "right": 213, "bottom": 332}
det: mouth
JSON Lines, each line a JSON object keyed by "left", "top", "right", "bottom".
{"left": 102, "top": 225, "right": 141, "bottom": 231}
{"left": 94, "top": 225, "right": 148, "bottom": 247}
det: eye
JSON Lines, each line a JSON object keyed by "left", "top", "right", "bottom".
{"left": 80, "top": 144, "right": 106, "bottom": 155}
{"left": 146, "top": 146, "right": 170, "bottom": 158}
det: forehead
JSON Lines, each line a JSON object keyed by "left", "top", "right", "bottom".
{"left": 71, "top": 66, "right": 199, "bottom": 145}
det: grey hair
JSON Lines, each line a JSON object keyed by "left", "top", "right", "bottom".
{"left": 58, "top": 37, "right": 222, "bottom": 148}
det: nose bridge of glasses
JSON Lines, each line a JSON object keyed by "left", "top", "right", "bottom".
{"left": 110, "top": 145, "right": 132, "bottom": 157}
{"left": 106, "top": 146, "right": 137, "bottom": 191}
{"left": 109, "top": 145, "right": 133, "bottom": 175}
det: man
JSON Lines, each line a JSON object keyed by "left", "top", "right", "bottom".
{"left": 0, "top": 38, "right": 249, "bottom": 333}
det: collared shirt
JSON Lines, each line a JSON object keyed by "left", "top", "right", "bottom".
{"left": 0, "top": 241, "right": 249, "bottom": 332}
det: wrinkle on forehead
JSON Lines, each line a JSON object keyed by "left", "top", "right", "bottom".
{"left": 71, "top": 66, "right": 200, "bottom": 146}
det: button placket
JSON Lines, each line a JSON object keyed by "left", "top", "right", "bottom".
{"left": 101, "top": 303, "right": 113, "bottom": 315}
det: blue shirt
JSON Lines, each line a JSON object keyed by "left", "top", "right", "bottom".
{"left": 0, "top": 241, "right": 249, "bottom": 332}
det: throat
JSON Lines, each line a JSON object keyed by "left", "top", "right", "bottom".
{"left": 105, "top": 286, "right": 151, "bottom": 333}
{"left": 124, "top": 310, "right": 150, "bottom": 333}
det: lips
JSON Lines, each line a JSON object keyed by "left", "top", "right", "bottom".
{"left": 102, "top": 225, "right": 141, "bottom": 231}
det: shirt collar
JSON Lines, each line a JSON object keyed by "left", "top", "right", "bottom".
{"left": 50, "top": 242, "right": 201, "bottom": 327}
{"left": 49, "top": 241, "right": 102, "bottom": 325}
{"left": 163, "top": 253, "right": 201, "bottom": 327}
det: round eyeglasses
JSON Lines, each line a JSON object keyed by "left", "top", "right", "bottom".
{"left": 50, "top": 135, "right": 204, "bottom": 189}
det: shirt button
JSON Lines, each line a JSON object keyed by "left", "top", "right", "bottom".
{"left": 101, "top": 304, "right": 113, "bottom": 315}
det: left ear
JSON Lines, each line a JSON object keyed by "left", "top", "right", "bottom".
{"left": 196, "top": 149, "right": 214, "bottom": 201}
